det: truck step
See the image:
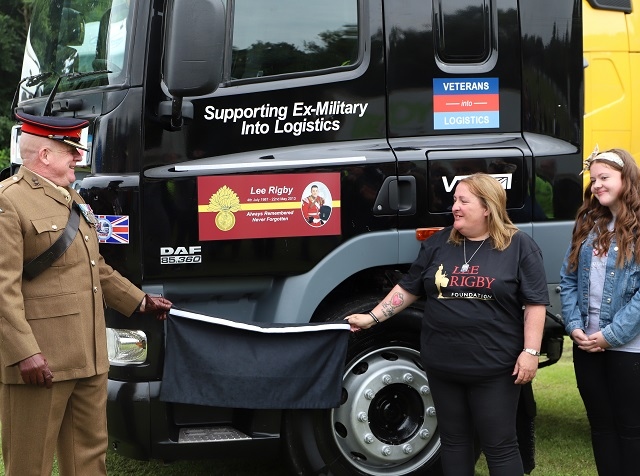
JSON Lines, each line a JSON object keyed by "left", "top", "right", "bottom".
{"left": 178, "top": 426, "right": 251, "bottom": 443}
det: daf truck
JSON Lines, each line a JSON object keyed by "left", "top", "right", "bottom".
{"left": 9, "top": 0, "right": 583, "bottom": 474}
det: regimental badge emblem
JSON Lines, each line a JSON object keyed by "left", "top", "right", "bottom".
{"left": 77, "top": 203, "right": 98, "bottom": 226}
{"left": 208, "top": 185, "right": 241, "bottom": 231}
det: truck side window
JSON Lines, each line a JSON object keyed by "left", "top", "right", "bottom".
{"left": 434, "top": 0, "right": 496, "bottom": 70}
{"left": 230, "top": 0, "right": 359, "bottom": 80}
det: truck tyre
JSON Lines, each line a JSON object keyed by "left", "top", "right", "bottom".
{"left": 282, "top": 297, "right": 443, "bottom": 476}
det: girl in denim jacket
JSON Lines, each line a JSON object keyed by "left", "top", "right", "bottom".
{"left": 560, "top": 147, "right": 640, "bottom": 476}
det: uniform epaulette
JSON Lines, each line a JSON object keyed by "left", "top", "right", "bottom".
{"left": 0, "top": 174, "right": 23, "bottom": 193}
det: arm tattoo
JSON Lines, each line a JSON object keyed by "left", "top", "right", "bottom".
{"left": 381, "top": 291, "right": 405, "bottom": 318}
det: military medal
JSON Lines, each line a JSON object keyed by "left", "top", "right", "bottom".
{"left": 77, "top": 203, "right": 98, "bottom": 226}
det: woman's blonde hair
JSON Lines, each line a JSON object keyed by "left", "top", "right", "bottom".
{"left": 448, "top": 173, "right": 518, "bottom": 251}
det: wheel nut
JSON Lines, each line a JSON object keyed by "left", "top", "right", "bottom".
{"left": 382, "top": 374, "right": 392, "bottom": 385}
{"left": 403, "top": 373, "right": 414, "bottom": 383}
{"left": 426, "top": 406, "right": 436, "bottom": 416}
{"left": 420, "top": 385, "right": 430, "bottom": 395}
{"left": 364, "top": 389, "right": 375, "bottom": 400}
{"left": 357, "top": 412, "right": 368, "bottom": 422}
{"left": 402, "top": 444, "right": 413, "bottom": 454}
{"left": 381, "top": 446, "right": 392, "bottom": 456}
{"left": 364, "top": 434, "right": 374, "bottom": 444}
{"left": 419, "top": 429, "right": 430, "bottom": 439}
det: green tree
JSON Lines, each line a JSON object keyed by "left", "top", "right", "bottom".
{"left": 0, "top": 0, "right": 30, "bottom": 169}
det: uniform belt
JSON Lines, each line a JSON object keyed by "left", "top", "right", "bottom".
{"left": 23, "top": 201, "right": 81, "bottom": 281}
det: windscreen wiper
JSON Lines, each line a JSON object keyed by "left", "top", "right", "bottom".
{"left": 42, "top": 70, "right": 112, "bottom": 116}
{"left": 10, "top": 72, "right": 55, "bottom": 120}
{"left": 11, "top": 70, "right": 113, "bottom": 119}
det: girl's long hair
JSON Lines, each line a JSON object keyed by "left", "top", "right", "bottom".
{"left": 566, "top": 148, "right": 640, "bottom": 271}
{"left": 449, "top": 173, "right": 518, "bottom": 251}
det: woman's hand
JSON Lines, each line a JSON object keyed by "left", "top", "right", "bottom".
{"left": 571, "top": 329, "right": 604, "bottom": 352}
{"left": 344, "top": 286, "right": 416, "bottom": 332}
{"left": 587, "top": 331, "right": 609, "bottom": 352}
{"left": 344, "top": 313, "right": 377, "bottom": 332}
{"left": 512, "top": 352, "right": 538, "bottom": 384}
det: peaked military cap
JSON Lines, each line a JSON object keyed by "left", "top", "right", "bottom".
{"left": 15, "top": 111, "right": 89, "bottom": 151}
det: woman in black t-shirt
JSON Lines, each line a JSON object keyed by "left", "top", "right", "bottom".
{"left": 346, "top": 173, "right": 549, "bottom": 476}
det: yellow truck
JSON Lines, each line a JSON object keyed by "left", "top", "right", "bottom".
{"left": 583, "top": 0, "right": 640, "bottom": 160}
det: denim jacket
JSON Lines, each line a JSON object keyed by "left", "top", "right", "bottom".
{"left": 560, "top": 233, "right": 640, "bottom": 347}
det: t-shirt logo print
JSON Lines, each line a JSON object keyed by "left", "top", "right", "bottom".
{"left": 434, "top": 264, "right": 449, "bottom": 298}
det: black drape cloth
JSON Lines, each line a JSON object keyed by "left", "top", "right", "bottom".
{"left": 159, "top": 308, "right": 350, "bottom": 409}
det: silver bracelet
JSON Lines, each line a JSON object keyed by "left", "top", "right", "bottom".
{"left": 368, "top": 311, "right": 380, "bottom": 324}
{"left": 522, "top": 348, "right": 541, "bottom": 356}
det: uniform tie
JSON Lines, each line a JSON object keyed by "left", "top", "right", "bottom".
{"left": 57, "top": 186, "right": 71, "bottom": 203}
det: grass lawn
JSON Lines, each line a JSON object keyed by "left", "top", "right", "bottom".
{"left": 1, "top": 337, "right": 595, "bottom": 475}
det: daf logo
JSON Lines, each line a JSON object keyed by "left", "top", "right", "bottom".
{"left": 160, "top": 246, "right": 203, "bottom": 265}
{"left": 160, "top": 246, "right": 202, "bottom": 255}
{"left": 442, "top": 173, "right": 513, "bottom": 193}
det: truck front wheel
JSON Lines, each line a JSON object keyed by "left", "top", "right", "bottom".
{"left": 282, "top": 298, "right": 443, "bottom": 476}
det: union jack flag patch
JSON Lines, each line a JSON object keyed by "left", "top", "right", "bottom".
{"left": 96, "top": 215, "right": 130, "bottom": 244}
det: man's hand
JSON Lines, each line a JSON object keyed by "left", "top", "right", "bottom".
{"left": 139, "top": 294, "right": 172, "bottom": 320}
{"left": 18, "top": 353, "right": 53, "bottom": 389}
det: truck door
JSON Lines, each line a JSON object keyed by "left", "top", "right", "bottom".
{"left": 141, "top": 0, "right": 400, "bottom": 289}
{"left": 384, "top": 0, "right": 528, "bottom": 232}
{"left": 384, "top": 0, "right": 582, "bottom": 226}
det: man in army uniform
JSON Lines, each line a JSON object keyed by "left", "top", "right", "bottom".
{"left": 0, "top": 112, "right": 172, "bottom": 475}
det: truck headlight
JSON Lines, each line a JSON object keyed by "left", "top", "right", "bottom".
{"left": 106, "top": 328, "right": 147, "bottom": 364}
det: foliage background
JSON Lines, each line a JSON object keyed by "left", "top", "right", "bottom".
{"left": 0, "top": 1, "right": 30, "bottom": 170}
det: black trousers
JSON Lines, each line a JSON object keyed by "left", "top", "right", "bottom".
{"left": 573, "top": 344, "right": 640, "bottom": 476}
{"left": 426, "top": 367, "right": 523, "bottom": 476}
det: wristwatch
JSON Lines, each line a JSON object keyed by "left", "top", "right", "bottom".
{"left": 522, "top": 348, "right": 541, "bottom": 356}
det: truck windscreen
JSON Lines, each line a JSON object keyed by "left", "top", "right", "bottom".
{"left": 20, "top": 0, "right": 132, "bottom": 99}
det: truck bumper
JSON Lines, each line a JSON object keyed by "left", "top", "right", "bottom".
{"left": 107, "top": 379, "right": 281, "bottom": 462}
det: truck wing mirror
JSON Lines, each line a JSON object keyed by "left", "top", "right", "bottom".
{"left": 162, "top": 0, "right": 225, "bottom": 129}
{"left": 163, "top": 0, "right": 225, "bottom": 98}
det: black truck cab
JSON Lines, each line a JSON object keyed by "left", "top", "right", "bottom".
{"left": 11, "top": 0, "right": 582, "bottom": 474}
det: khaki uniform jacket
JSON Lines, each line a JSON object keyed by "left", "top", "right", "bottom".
{"left": 0, "top": 167, "right": 145, "bottom": 384}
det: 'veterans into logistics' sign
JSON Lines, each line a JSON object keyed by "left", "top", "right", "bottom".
{"left": 433, "top": 78, "right": 500, "bottom": 130}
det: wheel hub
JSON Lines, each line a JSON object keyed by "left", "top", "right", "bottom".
{"left": 331, "top": 346, "right": 440, "bottom": 473}
{"left": 369, "top": 383, "right": 425, "bottom": 444}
